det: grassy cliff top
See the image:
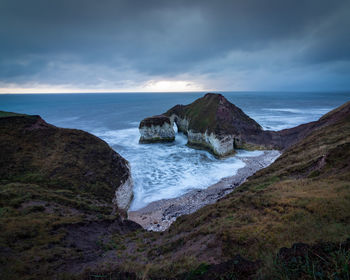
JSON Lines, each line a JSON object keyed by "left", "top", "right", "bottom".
{"left": 165, "top": 93, "right": 262, "bottom": 134}
{"left": 0, "top": 112, "right": 140, "bottom": 279}
{"left": 0, "top": 111, "right": 32, "bottom": 118}
{"left": 139, "top": 115, "right": 171, "bottom": 128}
{"left": 0, "top": 112, "right": 130, "bottom": 203}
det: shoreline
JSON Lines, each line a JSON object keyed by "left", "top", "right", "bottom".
{"left": 128, "top": 150, "right": 281, "bottom": 231}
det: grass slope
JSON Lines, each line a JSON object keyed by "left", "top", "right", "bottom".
{"left": 145, "top": 101, "right": 350, "bottom": 277}
{"left": 1, "top": 103, "right": 350, "bottom": 279}
{"left": 0, "top": 113, "right": 140, "bottom": 279}
{"left": 97, "top": 101, "right": 350, "bottom": 279}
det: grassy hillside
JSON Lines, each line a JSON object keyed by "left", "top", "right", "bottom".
{"left": 96, "top": 101, "right": 350, "bottom": 279}
{"left": 0, "top": 113, "right": 141, "bottom": 279}
{"left": 1, "top": 102, "right": 350, "bottom": 279}
{"left": 0, "top": 113, "right": 131, "bottom": 202}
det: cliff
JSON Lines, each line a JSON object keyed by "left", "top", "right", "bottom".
{"left": 0, "top": 111, "right": 134, "bottom": 211}
{"left": 140, "top": 93, "right": 350, "bottom": 157}
{"left": 0, "top": 111, "right": 142, "bottom": 279}
{"left": 165, "top": 93, "right": 269, "bottom": 156}
{"left": 139, "top": 115, "right": 175, "bottom": 143}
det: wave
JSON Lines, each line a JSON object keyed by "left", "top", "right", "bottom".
{"left": 263, "top": 108, "right": 331, "bottom": 114}
{"left": 90, "top": 105, "right": 335, "bottom": 210}
{"left": 93, "top": 127, "right": 251, "bottom": 210}
{"left": 251, "top": 107, "right": 332, "bottom": 130}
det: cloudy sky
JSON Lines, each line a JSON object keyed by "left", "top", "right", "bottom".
{"left": 0, "top": 0, "right": 349, "bottom": 93}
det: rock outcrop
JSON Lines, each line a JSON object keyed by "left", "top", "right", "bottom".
{"left": 139, "top": 93, "right": 279, "bottom": 157}
{"left": 165, "top": 93, "right": 269, "bottom": 156}
{"left": 0, "top": 111, "right": 133, "bottom": 211}
{"left": 139, "top": 93, "right": 350, "bottom": 157}
{"left": 139, "top": 115, "right": 175, "bottom": 143}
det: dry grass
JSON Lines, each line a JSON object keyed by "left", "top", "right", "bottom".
{"left": 130, "top": 105, "right": 350, "bottom": 278}
{"left": 1, "top": 107, "right": 350, "bottom": 279}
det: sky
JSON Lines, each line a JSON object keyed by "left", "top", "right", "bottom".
{"left": 0, "top": 0, "right": 350, "bottom": 93}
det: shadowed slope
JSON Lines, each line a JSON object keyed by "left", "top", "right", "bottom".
{"left": 0, "top": 112, "right": 132, "bottom": 205}
{"left": 0, "top": 112, "right": 140, "bottom": 279}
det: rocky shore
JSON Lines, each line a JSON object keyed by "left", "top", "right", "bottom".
{"left": 128, "top": 150, "right": 280, "bottom": 231}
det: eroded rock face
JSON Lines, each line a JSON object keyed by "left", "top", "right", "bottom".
{"left": 114, "top": 176, "right": 134, "bottom": 210}
{"left": 0, "top": 112, "right": 134, "bottom": 212}
{"left": 187, "top": 131, "right": 235, "bottom": 157}
{"left": 138, "top": 93, "right": 266, "bottom": 156}
{"left": 165, "top": 93, "right": 266, "bottom": 157}
{"left": 139, "top": 115, "right": 175, "bottom": 143}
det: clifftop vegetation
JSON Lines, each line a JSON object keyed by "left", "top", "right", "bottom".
{"left": 1, "top": 101, "right": 350, "bottom": 279}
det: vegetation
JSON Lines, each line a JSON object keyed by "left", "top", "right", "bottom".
{"left": 101, "top": 101, "right": 350, "bottom": 279}
{"left": 0, "top": 111, "right": 28, "bottom": 118}
{"left": 0, "top": 113, "right": 130, "bottom": 202}
{"left": 1, "top": 101, "right": 350, "bottom": 279}
{"left": 0, "top": 112, "right": 137, "bottom": 279}
{"left": 165, "top": 93, "right": 261, "bottom": 134}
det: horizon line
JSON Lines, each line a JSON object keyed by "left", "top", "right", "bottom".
{"left": 1, "top": 90, "right": 350, "bottom": 95}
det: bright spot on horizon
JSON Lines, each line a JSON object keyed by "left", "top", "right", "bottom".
{"left": 0, "top": 80, "right": 207, "bottom": 94}
{"left": 142, "top": 80, "right": 204, "bottom": 92}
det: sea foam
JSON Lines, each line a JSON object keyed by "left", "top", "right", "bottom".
{"left": 95, "top": 128, "right": 247, "bottom": 210}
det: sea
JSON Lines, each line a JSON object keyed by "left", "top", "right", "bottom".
{"left": 1, "top": 91, "right": 349, "bottom": 210}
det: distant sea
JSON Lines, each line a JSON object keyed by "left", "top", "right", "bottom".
{"left": 1, "top": 91, "right": 349, "bottom": 210}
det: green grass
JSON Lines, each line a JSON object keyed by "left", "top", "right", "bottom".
{"left": 0, "top": 112, "right": 132, "bottom": 279}
{"left": 264, "top": 241, "right": 350, "bottom": 279}
{"left": 0, "top": 111, "right": 28, "bottom": 118}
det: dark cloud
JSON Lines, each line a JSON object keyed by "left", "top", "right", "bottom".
{"left": 0, "top": 0, "right": 349, "bottom": 90}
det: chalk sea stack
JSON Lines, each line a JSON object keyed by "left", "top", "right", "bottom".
{"left": 139, "top": 93, "right": 350, "bottom": 158}
{"left": 139, "top": 115, "right": 175, "bottom": 143}
{"left": 165, "top": 93, "right": 269, "bottom": 156}
{"left": 139, "top": 93, "right": 279, "bottom": 157}
{"left": 0, "top": 111, "right": 134, "bottom": 211}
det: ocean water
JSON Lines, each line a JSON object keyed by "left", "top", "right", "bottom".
{"left": 1, "top": 91, "right": 349, "bottom": 210}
